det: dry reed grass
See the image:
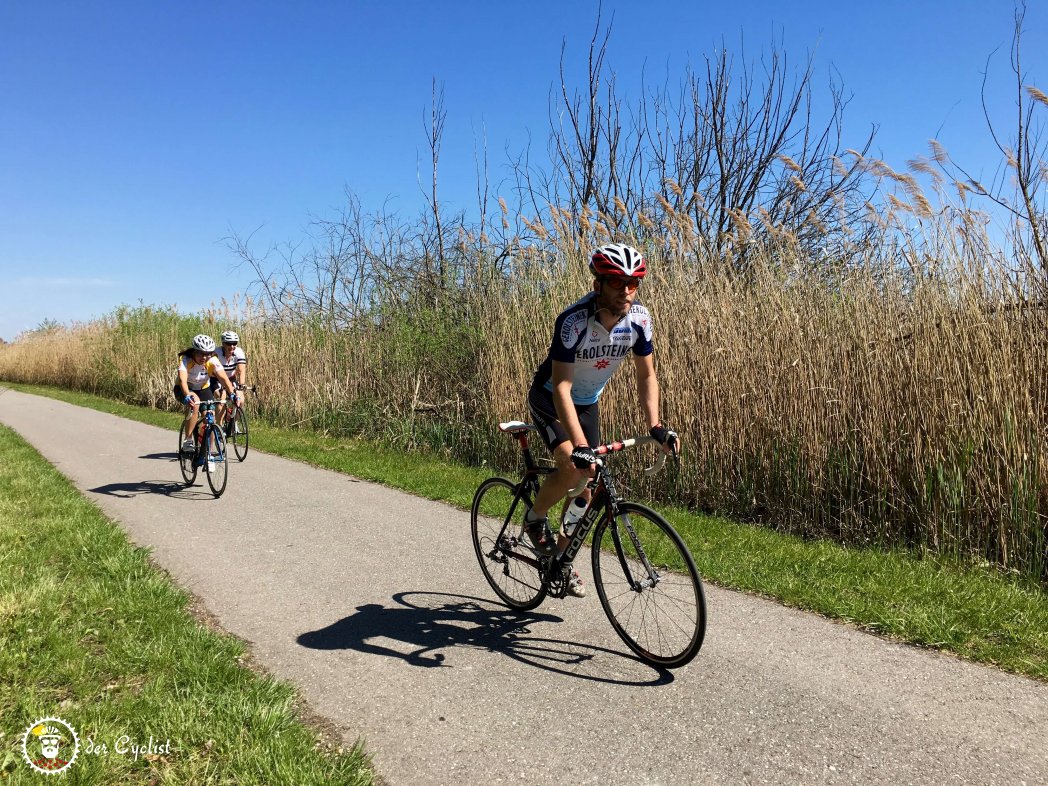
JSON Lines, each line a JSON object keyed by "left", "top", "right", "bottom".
{"left": 2, "top": 185, "right": 1046, "bottom": 583}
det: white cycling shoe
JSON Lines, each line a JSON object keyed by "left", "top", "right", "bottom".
{"left": 567, "top": 569, "right": 586, "bottom": 598}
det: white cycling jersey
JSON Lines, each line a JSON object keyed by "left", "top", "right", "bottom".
{"left": 178, "top": 355, "right": 223, "bottom": 391}
{"left": 532, "top": 292, "right": 653, "bottom": 405}
{"left": 217, "top": 346, "right": 247, "bottom": 380}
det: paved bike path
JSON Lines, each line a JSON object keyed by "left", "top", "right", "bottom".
{"left": 1, "top": 388, "right": 1046, "bottom": 786}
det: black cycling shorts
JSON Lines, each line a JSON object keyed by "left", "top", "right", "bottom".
{"left": 173, "top": 380, "right": 217, "bottom": 405}
{"left": 528, "top": 384, "right": 601, "bottom": 451}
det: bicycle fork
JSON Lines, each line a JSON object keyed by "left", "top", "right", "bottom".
{"left": 611, "top": 511, "right": 662, "bottom": 592}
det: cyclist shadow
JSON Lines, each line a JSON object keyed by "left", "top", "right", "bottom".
{"left": 297, "top": 591, "right": 673, "bottom": 685}
{"left": 139, "top": 452, "right": 179, "bottom": 461}
{"left": 89, "top": 480, "right": 210, "bottom": 500}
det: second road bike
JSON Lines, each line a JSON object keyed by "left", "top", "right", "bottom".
{"left": 221, "top": 383, "right": 254, "bottom": 462}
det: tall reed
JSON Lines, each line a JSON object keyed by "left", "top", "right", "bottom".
{"left": 3, "top": 210, "right": 1045, "bottom": 582}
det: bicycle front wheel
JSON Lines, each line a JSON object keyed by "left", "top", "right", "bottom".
{"left": 592, "top": 502, "right": 706, "bottom": 668}
{"left": 178, "top": 421, "right": 197, "bottom": 485}
{"left": 471, "top": 477, "right": 547, "bottom": 610}
{"left": 230, "top": 406, "right": 249, "bottom": 461}
{"left": 204, "top": 425, "right": 228, "bottom": 497}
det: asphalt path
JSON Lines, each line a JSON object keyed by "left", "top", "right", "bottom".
{"left": 1, "top": 388, "right": 1046, "bottom": 785}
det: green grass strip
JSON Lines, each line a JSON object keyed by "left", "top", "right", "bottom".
{"left": 0, "top": 419, "right": 373, "bottom": 784}
{"left": 4, "top": 382, "right": 1047, "bottom": 683}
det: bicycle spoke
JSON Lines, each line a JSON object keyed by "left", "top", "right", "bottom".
{"left": 592, "top": 502, "right": 706, "bottom": 667}
{"left": 231, "top": 406, "right": 249, "bottom": 461}
{"left": 178, "top": 421, "right": 197, "bottom": 485}
{"left": 471, "top": 477, "right": 547, "bottom": 610}
{"left": 204, "top": 424, "right": 228, "bottom": 497}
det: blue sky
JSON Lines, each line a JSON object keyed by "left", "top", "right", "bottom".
{"left": 2, "top": 1, "right": 1046, "bottom": 340}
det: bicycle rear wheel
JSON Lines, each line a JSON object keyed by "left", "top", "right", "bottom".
{"left": 230, "top": 406, "right": 249, "bottom": 461}
{"left": 592, "top": 502, "right": 706, "bottom": 668}
{"left": 178, "top": 421, "right": 197, "bottom": 485}
{"left": 204, "top": 425, "right": 228, "bottom": 497}
{"left": 471, "top": 477, "right": 547, "bottom": 610}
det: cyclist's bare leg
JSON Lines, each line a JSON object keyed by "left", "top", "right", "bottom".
{"left": 532, "top": 442, "right": 593, "bottom": 548}
{"left": 184, "top": 401, "right": 200, "bottom": 440}
{"left": 532, "top": 442, "right": 578, "bottom": 516}
{"left": 215, "top": 388, "right": 229, "bottom": 424}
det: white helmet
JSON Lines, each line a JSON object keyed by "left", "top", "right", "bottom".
{"left": 589, "top": 243, "right": 648, "bottom": 278}
{"left": 221, "top": 330, "right": 240, "bottom": 344}
{"left": 192, "top": 334, "right": 216, "bottom": 353}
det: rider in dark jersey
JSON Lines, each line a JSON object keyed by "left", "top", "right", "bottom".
{"left": 525, "top": 243, "right": 679, "bottom": 597}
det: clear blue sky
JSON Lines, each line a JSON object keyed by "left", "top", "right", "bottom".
{"left": 2, "top": 1, "right": 1045, "bottom": 340}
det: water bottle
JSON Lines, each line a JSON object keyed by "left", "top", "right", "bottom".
{"left": 562, "top": 497, "right": 589, "bottom": 537}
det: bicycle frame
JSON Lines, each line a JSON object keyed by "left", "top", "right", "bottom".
{"left": 496, "top": 426, "right": 665, "bottom": 598}
{"left": 218, "top": 384, "right": 252, "bottom": 420}
{"left": 549, "top": 453, "right": 667, "bottom": 596}
{"left": 495, "top": 429, "right": 555, "bottom": 565}
{"left": 194, "top": 402, "right": 219, "bottom": 464}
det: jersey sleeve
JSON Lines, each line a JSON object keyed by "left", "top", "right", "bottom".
{"left": 207, "top": 357, "right": 224, "bottom": 376}
{"left": 630, "top": 306, "right": 654, "bottom": 356}
{"left": 234, "top": 347, "right": 247, "bottom": 365}
{"left": 550, "top": 307, "right": 588, "bottom": 363}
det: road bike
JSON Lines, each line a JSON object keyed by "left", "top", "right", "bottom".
{"left": 222, "top": 384, "right": 254, "bottom": 462}
{"left": 178, "top": 400, "right": 228, "bottom": 497}
{"left": 471, "top": 421, "right": 706, "bottom": 668}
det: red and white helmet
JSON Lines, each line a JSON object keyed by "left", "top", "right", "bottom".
{"left": 589, "top": 243, "right": 647, "bottom": 278}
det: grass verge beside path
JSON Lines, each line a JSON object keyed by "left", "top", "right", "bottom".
{"left": 0, "top": 421, "right": 373, "bottom": 784}
{"left": 4, "top": 382, "right": 1048, "bottom": 683}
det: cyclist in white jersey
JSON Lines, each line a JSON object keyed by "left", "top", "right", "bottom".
{"left": 525, "top": 243, "right": 679, "bottom": 597}
{"left": 174, "top": 334, "right": 240, "bottom": 453}
{"left": 216, "top": 330, "right": 248, "bottom": 386}
{"left": 215, "top": 330, "right": 248, "bottom": 429}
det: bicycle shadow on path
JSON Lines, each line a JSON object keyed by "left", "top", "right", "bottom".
{"left": 89, "top": 479, "right": 213, "bottom": 500}
{"left": 297, "top": 591, "right": 673, "bottom": 686}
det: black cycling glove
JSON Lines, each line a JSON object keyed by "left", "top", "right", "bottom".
{"left": 571, "top": 445, "right": 598, "bottom": 470}
{"left": 650, "top": 424, "right": 679, "bottom": 452}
